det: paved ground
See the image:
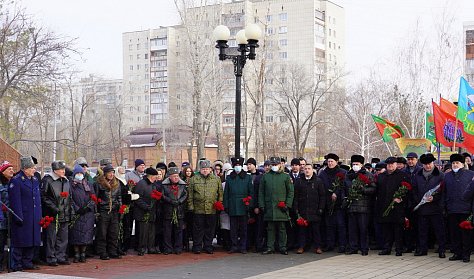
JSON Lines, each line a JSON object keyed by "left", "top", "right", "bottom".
{"left": 2, "top": 250, "right": 474, "bottom": 278}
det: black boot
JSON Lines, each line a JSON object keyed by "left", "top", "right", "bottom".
{"left": 79, "top": 253, "right": 86, "bottom": 263}
{"left": 73, "top": 253, "right": 80, "bottom": 263}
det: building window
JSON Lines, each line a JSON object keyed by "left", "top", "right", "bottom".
{"left": 279, "top": 13, "right": 287, "bottom": 21}
{"left": 137, "top": 116, "right": 141, "bottom": 122}
{"left": 266, "top": 15, "right": 273, "bottom": 22}
{"left": 129, "top": 44, "right": 133, "bottom": 50}
{"left": 334, "top": 30, "right": 336, "bottom": 38}
{"left": 266, "top": 53, "right": 273, "bottom": 60}
{"left": 137, "top": 64, "right": 140, "bottom": 70}
{"left": 223, "top": 116, "right": 234, "bottom": 124}
{"left": 279, "top": 52, "right": 287, "bottom": 59}
{"left": 329, "top": 29, "right": 332, "bottom": 36}
{"left": 137, "top": 54, "right": 141, "bottom": 59}
{"left": 278, "top": 26, "right": 287, "bottom": 34}
{"left": 137, "top": 43, "right": 140, "bottom": 50}
{"left": 279, "top": 39, "right": 287, "bottom": 46}
{"left": 266, "top": 27, "right": 274, "bottom": 35}
{"left": 129, "top": 55, "right": 133, "bottom": 61}
{"left": 145, "top": 53, "right": 148, "bottom": 59}
{"left": 130, "top": 106, "right": 133, "bottom": 112}
{"left": 130, "top": 65, "right": 133, "bottom": 70}
{"left": 329, "top": 42, "right": 332, "bottom": 48}
{"left": 280, "top": 116, "right": 287, "bottom": 122}
{"left": 265, "top": 116, "right": 273, "bottom": 123}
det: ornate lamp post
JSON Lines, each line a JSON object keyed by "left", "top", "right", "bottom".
{"left": 213, "top": 24, "right": 262, "bottom": 158}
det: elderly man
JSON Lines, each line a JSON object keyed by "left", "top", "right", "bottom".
{"left": 188, "top": 160, "right": 223, "bottom": 254}
{"left": 412, "top": 153, "right": 446, "bottom": 258}
{"left": 9, "top": 156, "right": 42, "bottom": 272}
{"left": 41, "top": 161, "right": 73, "bottom": 266}
{"left": 259, "top": 157, "right": 294, "bottom": 255}
{"left": 161, "top": 167, "right": 188, "bottom": 255}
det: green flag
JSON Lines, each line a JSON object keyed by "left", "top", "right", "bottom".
{"left": 425, "top": 112, "right": 436, "bottom": 145}
{"left": 371, "top": 114, "right": 405, "bottom": 142}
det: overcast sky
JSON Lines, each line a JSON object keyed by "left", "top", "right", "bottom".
{"left": 20, "top": 0, "right": 474, "bottom": 80}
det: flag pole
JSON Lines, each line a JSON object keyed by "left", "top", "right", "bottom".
{"left": 437, "top": 143, "right": 441, "bottom": 162}
{"left": 384, "top": 142, "right": 393, "bottom": 156}
{"left": 453, "top": 111, "right": 458, "bottom": 150}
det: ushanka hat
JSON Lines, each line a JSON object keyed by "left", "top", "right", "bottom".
{"left": 325, "top": 153, "right": 339, "bottom": 162}
{"left": 350, "top": 155, "right": 365, "bottom": 164}
{"left": 20, "top": 156, "right": 35, "bottom": 169}
{"left": 419, "top": 153, "right": 436, "bottom": 164}
{"left": 168, "top": 167, "right": 180, "bottom": 175}
{"left": 450, "top": 153, "right": 465, "bottom": 163}
{"left": 231, "top": 157, "right": 245, "bottom": 166}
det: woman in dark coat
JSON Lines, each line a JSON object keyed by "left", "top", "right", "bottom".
{"left": 69, "top": 165, "right": 96, "bottom": 263}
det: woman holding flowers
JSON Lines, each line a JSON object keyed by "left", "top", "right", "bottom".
{"left": 375, "top": 157, "right": 410, "bottom": 257}
{"left": 41, "top": 160, "right": 72, "bottom": 266}
{"left": 345, "top": 155, "right": 376, "bottom": 256}
{"left": 293, "top": 163, "right": 326, "bottom": 254}
{"left": 69, "top": 165, "right": 96, "bottom": 263}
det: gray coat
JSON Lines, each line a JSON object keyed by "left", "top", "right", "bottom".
{"left": 69, "top": 179, "right": 96, "bottom": 245}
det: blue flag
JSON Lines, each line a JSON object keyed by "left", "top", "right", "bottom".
{"left": 457, "top": 77, "right": 474, "bottom": 135}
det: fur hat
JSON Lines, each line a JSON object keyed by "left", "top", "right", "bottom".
{"left": 350, "top": 155, "right": 365, "bottom": 164}
{"left": 450, "top": 153, "right": 465, "bottom": 163}
{"left": 20, "top": 156, "right": 35, "bottom": 169}
{"left": 75, "top": 157, "right": 88, "bottom": 167}
{"left": 246, "top": 157, "right": 257, "bottom": 166}
{"left": 168, "top": 167, "right": 180, "bottom": 175}
{"left": 100, "top": 158, "right": 112, "bottom": 166}
{"left": 199, "top": 159, "right": 211, "bottom": 169}
{"left": 231, "top": 157, "right": 245, "bottom": 166}
{"left": 325, "top": 153, "right": 339, "bottom": 162}
{"left": 419, "top": 153, "right": 436, "bottom": 164}
{"left": 371, "top": 158, "right": 381, "bottom": 164}
{"left": 385, "top": 157, "right": 397, "bottom": 164}
{"left": 52, "top": 160, "right": 66, "bottom": 171}
{"left": 397, "top": 157, "right": 407, "bottom": 164}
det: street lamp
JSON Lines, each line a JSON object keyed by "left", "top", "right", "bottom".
{"left": 213, "top": 24, "right": 262, "bottom": 158}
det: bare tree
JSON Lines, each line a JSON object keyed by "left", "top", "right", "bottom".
{"left": 272, "top": 63, "right": 344, "bottom": 157}
{"left": 0, "top": 2, "right": 77, "bottom": 100}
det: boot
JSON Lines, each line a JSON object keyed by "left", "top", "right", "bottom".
{"left": 79, "top": 253, "right": 86, "bottom": 263}
{"left": 73, "top": 253, "right": 80, "bottom": 263}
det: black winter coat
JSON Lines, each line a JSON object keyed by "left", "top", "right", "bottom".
{"left": 133, "top": 177, "right": 159, "bottom": 222}
{"left": 319, "top": 166, "right": 347, "bottom": 210}
{"left": 375, "top": 169, "right": 409, "bottom": 223}
{"left": 293, "top": 175, "right": 326, "bottom": 222}
{"left": 445, "top": 169, "right": 474, "bottom": 214}
{"left": 41, "top": 173, "right": 73, "bottom": 222}
{"left": 161, "top": 177, "right": 188, "bottom": 220}
{"left": 94, "top": 176, "right": 122, "bottom": 213}
{"left": 345, "top": 169, "right": 376, "bottom": 214}
{"left": 412, "top": 167, "right": 444, "bottom": 216}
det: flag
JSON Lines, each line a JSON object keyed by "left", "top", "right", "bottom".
{"left": 457, "top": 77, "right": 474, "bottom": 135}
{"left": 371, "top": 114, "right": 405, "bottom": 142}
{"left": 440, "top": 97, "right": 457, "bottom": 118}
{"left": 395, "top": 138, "right": 431, "bottom": 157}
{"left": 432, "top": 101, "right": 474, "bottom": 153}
{"left": 425, "top": 112, "right": 436, "bottom": 145}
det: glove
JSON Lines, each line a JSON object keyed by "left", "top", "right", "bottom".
{"left": 131, "top": 193, "right": 140, "bottom": 201}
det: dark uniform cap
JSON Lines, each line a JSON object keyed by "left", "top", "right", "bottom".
{"left": 350, "top": 155, "right": 365, "bottom": 164}
{"left": 51, "top": 160, "right": 66, "bottom": 170}
{"left": 406, "top": 152, "right": 418, "bottom": 159}
{"left": 103, "top": 164, "right": 115, "bottom": 173}
{"left": 181, "top": 162, "right": 190, "bottom": 167}
{"left": 419, "top": 153, "right": 436, "bottom": 165}
{"left": 371, "top": 158, "right": 381, "bottom": 164}
{"left": 269, "top": 157, "right": 280, "bottom": 165}
{"left": 145, "top": 167, "right": 158, "bottom": 175}
{"left": 450, "top": 153, "right": 465, "bottom": 163}
{"left": 397, "top": 157, "right": 407, "bottom": 164}
{"left": 385, "top": 157, "right": 397, "bottom": 164}
{"left": 168, "top": 167, "right": 180, "bottom": 175}
{"left": 375, "top": 162, "right": 387, "bottom": 169}
{"left": 231, "top": 157, "right": 245, "bottom": 166}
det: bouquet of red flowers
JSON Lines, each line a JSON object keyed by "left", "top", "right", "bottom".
{"left": 90, "top": 194, "right": 102, "bottom": 205}
{"left": 127, "top": 180, "right": 136, "bottom": 191}
{"left": 328, "top": 172, "right": 345, "bottom": 215}
{"left": 277, "top": 201, "right": 286, "bottom": 209}
{"left": 151, "top": 189, "right": 162, "bottom": 201}
{"left": 242, "top": 196, "right": 252, "bottom": 206}
{"left": 60, "top": 192, "right": 69, "bottom": 198}
{"left": 39, "top": 216, "right": 54, "bottom": 229}
{"left": 119, "top": 205, "right": 129, "bottom": 215}
{"left": 296, "top": 216, "right": 309, "bottom": 227}
{"left": 213, "top": 201, "right": 225, "bottom": 211}
{"left": 346, "top": 173, "right": 370, "bottom": 208}
{"left": 459, "top": 215, "right": 474, "bottom": 230}
{"left": 383, "top": 181, "right": 412, "bottom": 217}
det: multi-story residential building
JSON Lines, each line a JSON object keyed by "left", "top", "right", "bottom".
{"left": 465, "top": 22, "right": 474, "bottom": 83}
{"left": 122, "top": 0, "right": 344, "bottom": 160}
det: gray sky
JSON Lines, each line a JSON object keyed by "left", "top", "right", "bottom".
{"left": 20, "top": 0, "right": 474, "bottom": 79}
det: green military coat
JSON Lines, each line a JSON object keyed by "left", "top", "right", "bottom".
{"left": 223, "top": 171, "right": 254, "bottom": 216}
{"left": 188, "top": 173, "right": 223, "bottom": 214}
{"left": 258, "top": 167, "right": 294, "bottom": 221}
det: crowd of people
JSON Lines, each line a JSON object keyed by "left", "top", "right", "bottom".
{"left": 1, "top": 151, "right": 474, "bottom": 272}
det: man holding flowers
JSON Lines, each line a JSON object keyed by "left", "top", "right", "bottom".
{"left": 259, "top": 157, "right": 294, "bottom": 255}
{"left": 375, "top": 157, "right": 410, "bottom": 257}
{"left": 412, "top": 153, "right": 446, "bottom": 258}
{"left": 41, "top": 160, "right": 72, "bottom": 266}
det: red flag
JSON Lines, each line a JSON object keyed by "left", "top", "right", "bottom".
{"left": 440, "top": 97, "right": 457, "bottom": 118}
{"left": 432, "top": 101, "right": 474, "bottom": 153}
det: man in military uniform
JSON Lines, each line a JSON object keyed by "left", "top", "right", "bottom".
{"left": 224, "top": 157, "right": 254, "bottom": 254}
{"left": 9, "top": 156, "right": 42, "bottom": 271}
{"left": 259, "top": 157, "right": 294, "bottom": 255}
{"left": 41, "top": 161, "right": 73, "bottom": 266}
{"left": 188, "top": 159, "right": 223, "bottom": 254}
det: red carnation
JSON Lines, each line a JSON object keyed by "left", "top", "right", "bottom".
{"left": 296, "top": 217, "right": 309, "bottom": 227}
{"left": 242, "top": 196, "right": 252, "bottom": 206}
{"left": 150, "top": 189, "right": 162, "bottom": 201}
{"left": 358, "top": 173, "right": 370, "bottom": 185}
{"left": 459, "top": 220, "right": 474, "bottom": 230}
{"left": 90, "top": 194, "right": 101, "bottom": 205}
{"left": 119, "top": 205, "right": 129, "bottom": 215}
{"left": 213, "top": 201, "right": 224, "bottom": 211}
{"left": 1, "top": 204, "right": 7, "bottom": 212}
{"left": 401, "top": 181, "right": 412, "bottom": 191}
{"left": 277, "top": 201, "right": 286, "bottom": 209}
{"left": 404, "top": 218, "right": 410, "bottom": 230}
{"left": 60, "top": 192, "right": 69, "bottom": 198}
{"left": 39, "top": 216, "right": 54, "bottom": 229}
